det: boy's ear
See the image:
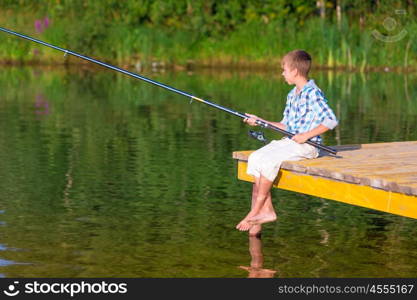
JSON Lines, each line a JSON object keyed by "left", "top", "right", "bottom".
{"left": 292, "top": 67, "right": 299, "bottom": 77}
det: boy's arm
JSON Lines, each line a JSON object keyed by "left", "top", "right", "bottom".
{"left": 263, "top": 120, "right": 287, "bottom": 130}
{"left": 243, "top": 114, "right": 286, "bottom": 130}
{"left": 292, "top": 124, "right": 330, "bottom": 144}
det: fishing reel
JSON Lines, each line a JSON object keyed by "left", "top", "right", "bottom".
{"left": 248, "top": 130, "right": 268, "bottom": 144}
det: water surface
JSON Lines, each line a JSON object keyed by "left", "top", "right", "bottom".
{"left": 0, "top": 66, "right": 416, "bottom": 277}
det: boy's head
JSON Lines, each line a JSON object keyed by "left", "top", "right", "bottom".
{"left": 281, "top": 50, "right": 311, "bottom": 84}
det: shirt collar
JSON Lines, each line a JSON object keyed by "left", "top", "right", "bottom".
{"left": 289, "top": 79, "right": 317, "bottom": 97}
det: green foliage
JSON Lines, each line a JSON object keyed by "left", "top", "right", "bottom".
{"left": 0, "top": 0, "right": 416, "bottom": 69}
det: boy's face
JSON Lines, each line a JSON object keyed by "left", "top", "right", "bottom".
{"left": 281, "top": 63, "right": 298, "bottom": 85}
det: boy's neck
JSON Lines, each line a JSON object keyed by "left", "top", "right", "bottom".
{"left": 294, "top": 77, "right": 309, "bottom": 94}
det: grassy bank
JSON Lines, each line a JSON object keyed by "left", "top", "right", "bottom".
{"left": 0, "top": 5, "right": 416, "bottom": 71}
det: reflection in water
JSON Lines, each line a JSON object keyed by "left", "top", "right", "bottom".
{"left": 0, "top": 258, "right": 16, "bottom": 267}
{"left": 0, "top": 210, "right": 31, "bottom": 278}
{"left": 239, "top": 236, "right": 277, "bottom": 278}
{"left": 34, "top": 93, "right": 50, "bottom": 115}
{"left": 0, "top": 211, "right": 18, "bottom": 277}
{"left": 0, "top": 67, "right": 417, "bottom": 277}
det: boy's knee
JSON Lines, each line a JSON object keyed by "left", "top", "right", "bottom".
{"left": 249, "top": 151, "right": 266, "bottom": 164}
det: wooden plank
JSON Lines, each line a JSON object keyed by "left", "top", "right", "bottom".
{"left": 232, "top": 151, "right": 253, "bottom": 161}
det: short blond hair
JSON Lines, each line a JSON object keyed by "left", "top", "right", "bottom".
{"left": 281, "top": 50, "right": 311, "bottom": 78}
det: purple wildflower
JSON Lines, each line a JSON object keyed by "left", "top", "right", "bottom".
{"left": 34, "top": 17, "right": 50, "bottom": 34}
{"left": 44, "top": 17, "right": 50, "bottom": 28}
{"left": 34, "top": 19, "right": 43, "bottom": 33}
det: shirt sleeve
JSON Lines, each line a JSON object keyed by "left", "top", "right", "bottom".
{"left": 310, "top": 90, "right": 338, "bottom": 130}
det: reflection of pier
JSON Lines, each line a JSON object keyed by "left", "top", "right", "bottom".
{"left": 233, "top": 141, "right": 417, "bottom": 219}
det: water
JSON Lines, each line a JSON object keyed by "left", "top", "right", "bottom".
{"left": 0, "top": 66, "right": 417, "bottom": 277}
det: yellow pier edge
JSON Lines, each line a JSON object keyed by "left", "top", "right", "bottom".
{"left": 237, "top": 160, "right": 417, "bottom": 220}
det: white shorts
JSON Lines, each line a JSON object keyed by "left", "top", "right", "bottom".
{"left": 246, "top": 137, "right": 319, "bottom": 182}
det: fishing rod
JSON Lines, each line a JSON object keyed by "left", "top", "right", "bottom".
{"left": 0, "top": 26, "right": 337, "bottom": 155}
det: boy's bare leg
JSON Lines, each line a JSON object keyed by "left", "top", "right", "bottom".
{"left": 237, "top": 179, "right": 259, "bottom": 232}
{"left": 236, "top": 178, "right": 260, "bottom": 232}
{"left": 236, "top": 175, "right": 276, "bottom": 231}
{"left": 249, "top": 181, "right": 262, "bottom": 236}
{"left": 249, "top": 181, "right": 274, "bottom": 236}
{"left": 247, "top": 175, "right": 276, "bottom": 225}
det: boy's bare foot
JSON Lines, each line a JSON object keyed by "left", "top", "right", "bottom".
{"left": 249, "top": 225, "right": 262, "bottom": 237}
{"left": 236, "top": 220, "right": 252, "bottom": 231}
{"left": 248, "top": 213, "right": 277, "bottom": 225}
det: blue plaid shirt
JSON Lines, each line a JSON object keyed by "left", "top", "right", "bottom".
{"left": 281, "top": 80, "right": 338, "bottom": 144}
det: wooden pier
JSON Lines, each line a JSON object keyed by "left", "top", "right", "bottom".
{"left": 232, "top": 141, "right": 417, "bottom": 220}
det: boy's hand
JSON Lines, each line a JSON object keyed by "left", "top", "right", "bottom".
{"left": 292, "top": 133, "right": 310, "bottom": 144}
{"left": 243, "top": 113, "right": 260, "bottom": 126}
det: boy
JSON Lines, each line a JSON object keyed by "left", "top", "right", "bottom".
{"left": 236, "top": 50, "right": 338, "bottom": 236}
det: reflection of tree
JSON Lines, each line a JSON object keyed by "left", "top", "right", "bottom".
{"left": 63, "top": 128, "right": 81, "bottom": 209}
{"left": 239, "top": 236, "right": 277, "bottom": 278}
